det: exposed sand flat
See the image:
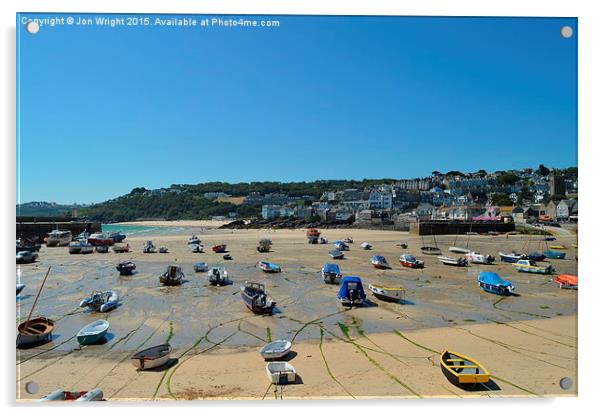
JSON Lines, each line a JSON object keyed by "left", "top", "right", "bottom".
{"left": 16, "top": 227, "right": 577, "bottom": 400}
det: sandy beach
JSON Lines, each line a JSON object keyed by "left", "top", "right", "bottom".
{"left": 16, "top": 225, "right": 578, "bottom": 400}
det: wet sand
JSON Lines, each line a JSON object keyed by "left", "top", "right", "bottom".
{"left": 16, "top": 226, "right": 578, "bottom": 400}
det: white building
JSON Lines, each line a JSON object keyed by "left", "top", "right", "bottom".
{"left": 261, "top": 205, "right": 295, "bottom": 220}
{"left": 368, "top": 191, "right": 393, "bottom": 209}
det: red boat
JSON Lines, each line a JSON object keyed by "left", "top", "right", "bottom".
{"left": 88, "top": 232, "right": 115, "bottom": 246}
{"left": 553, "top": 274, "right": 578, "bottom": 289}
{"left": 212, "top": 244, "right": 227, "bottom": 253}
{"left": 399, "top": 254, "right": 424, "bottom": 269}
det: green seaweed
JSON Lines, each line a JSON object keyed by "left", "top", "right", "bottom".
{"left": 338, "top": 322, "right": 350, "bottom": 339}
{"left": 266, "top": 327, "right": 272, "bottom": 342}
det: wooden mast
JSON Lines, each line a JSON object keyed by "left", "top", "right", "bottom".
{"left": 21, "top": 266, "right": 51, "bottom": 331}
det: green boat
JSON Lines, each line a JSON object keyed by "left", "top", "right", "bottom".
{"left": 77, "top": 319, "right": 109, "bottom": 345}
{"left": 544, "top": 250, "right": 566, "bottom": 259}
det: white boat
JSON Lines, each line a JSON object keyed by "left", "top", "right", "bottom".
{"left": 16, "top": 283, "right": 25, "bottom": 295}
{"left": 190, "top": 243, "right": 204, "bottom": 253}
{"left": 438, "top": 256, "right": 468, "bottom": 267}
{"left": 68, "top": 241, "right": 93, "bottom": 254}
{"left": 266, "top": 361, "right": 297, "bottom": 385}
{"left": 39, "top": 388, "right": 104, "bottom": 401}
{"left": 368, "top": 284, "right": 405, "bottom": 302}
{"left": 259, "top": 340, "right": 292, "bottom": 360}
{"left": 46, "top": 230, "right": 72, "bottom": 247}
{"left": 449, "top": 246, "right": 471, "bottom": 254}
{"left": 131, "top": 344, "right": 172, "bottom": 370}
{"left": 208, "top": 266, "right": 229, "bottom": 286}
{"left": 465, "top": 251, "right": 495, "bottom": 264}
{"left": 76, "top": 319, "right": 109, "bottom": 345}
{"left": 194, "top": 262, "right": 209, "bottom": 272}
{"left": 188, "top": 235, "right": 201, "bottom": 245}
{"left": 360, "top": 242, "right": 372, "bottom": 250}
{"left": 79, "top": 291, "right": 119, "bottom": 312}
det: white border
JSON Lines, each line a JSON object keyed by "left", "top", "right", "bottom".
{"left": 2, "top": 1, "right": 601, "bottom": 414}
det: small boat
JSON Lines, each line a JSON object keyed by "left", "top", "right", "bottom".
{"left": 553, "top": 274, "right": 578, "bottom": 289}
{"left": 208, "top": 266, "right": 229, "bottom": 286}
{"left": 307, "top": 236, "right": 319, "bottom": 244}
{"left": 360, "top": 242, "right": 372, "bottom": 250}
{"left": 16, "top": 250, "right": 38, "bottom": 264}
{"left": 478, "top": 271, "right": 514, "bottom": 295}
{"left": 212, "top": 244, "right": 227, "bottom": 253}
{"left": 143, "top": 240, "right": 156, "bottom": 253}
{"left": 88, "top": 232, "right": 115, "bottom": 246}
{"left": 329, "top": 249, "right": 344, "bottom": 260}
{"left": 17, "top": 316, "right": 55, "bottom": 347}
{"left": 79, "top": 291, "right": 119, "bottom": 312}
{"left": 550, "top": 244, "right": 567, "bottom": 250}
{"left": 256, "top": 260, "right": 281, "bottom": 273}
{"left": 16, "top": 238, "right": 41, "bottom": 253}
{"left": 337, "top": 276, "right": 366, "bottom": 307}
{"left": 526, "top": 252, "right": 546, "bottom": 262}
{"left": 39, "top": 388, "right": 104, "bottom": 401}
{"left": 159, "top": 247, "right": 169, "bottom": 253}
{"left": 46, "top": 230, "right": 72, "bottom": 247}
{"left": 240, "top": 281, "right": 276, "bottom": 314}
{"left": 333, "top": 241, "right": 349, "bottom": 251}
{"left": 438, "top": 256, "right": 468, "bottom": 267}
{"left": 190, "top": 243, "right": 204, "bottom": 253}
{"left": 116, "top": 261, "right": 136, "bottom": 276}
{"left": 76, "top": 319, "right": 109, "bottom": 345}
{"left": 449, "top": 246, "right": 471, "bottom": 254}
{"left": 95, "top": 245, "right": 109, "bottom": 253}
{"left": 440, "top": 350, "right": 490, "bottom": 388}
{"left": 306, "top": 228, "right": 321, "bottom": 239}
{"left": 131, "top": 344, "right": 172, "bottom": 370}
{"left": 514, "top": 259, "right": 553, "bottom": 274}
{"left": 257, "top": 239, "right": 272, "bottom": 253}
{"left": 112, "top": 243, "right": 131, "bottom": 253}
{"left": 371, "top": 255, "right": 391, "bottom": 269}
{"left": 75, "top": 231, "right": 90, "bottom": 242}
{"left": 343, "top": 237, "right": 354, "bottom": 244}
{"left": 160, "top": 265, "right": 184, "bottom": 286}
{"left": 187, "top": 235, "right": 201, "bottom": 245}
{"left": 499, "top": 251, "right": 526, "bottom": 263}
{"left": 396, "top": 242, "right": 408, "bottom": 249}
{"left": 193, "top": 262, "right": 209, "bottom": 272}
{"left": 464, "top": 252, "right": 494, "bottom": 264}
{"left": 544, "top": 250, "right": 566, "bottom": 259}
{"left": 319, "top": 237, "right": 328, "bottom": 244}
{"left": 266, "top": 361, "right": 296, "bottom": 385}
{"left": 16, "top": 283, "right": 25, "bottom": 295}
{"left": 399, "top": 254, "right": 424, "bottom": 269}
{"left": 68, "top": 241, "right": 94, "bottom": 254}
{"left": 421, "top": 246, "right": 441, "bottom": 255}
{"left": 109, "top": 231, "right": 127, "bottom": 243}
{"left": 223, "top": 254, "right": 233, "bottom": 260}
{"left": 368, "top": 284, "right": 405, "bottom": 302}
{"left": 544, "top": 236, "right": 556, "bottom": 241}
{"left": 322, "top": 263, "right": 342, "bottom": 284}
{"left": 260, "top": 340, "right": 292, "bottom": 360}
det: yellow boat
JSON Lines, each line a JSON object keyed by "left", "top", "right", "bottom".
{"left": 440, "top": 350, "right": 490, "bottom": 388}
{"left": 549, "top": 244, "right": 567, "bottom": 250}
{"left": 368, "top": 283, "right": 405, "bottom": 302}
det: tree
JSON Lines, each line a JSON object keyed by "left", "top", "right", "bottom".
{"left": 490, "top": 193, "right": 514, "bottom": 206}
{"left": 516, "top": 186, "right": 534, "bottom": 205}
{"left": 550, "top": 194, "right": 567, "bottom": 202}
{"left": 476, "top": 169, "right": 487, "bottom": 177}
{"left": 431, "top": 171, "right": 442, "bottom": 176}
{"left": 496, "top": 172, "right": 520, "bottom": 186}
{"left": 537, "top": 164, "right": 550, "bottom": 176}
{"left": 445, "top": 170, "right": 465, "bottom": 177}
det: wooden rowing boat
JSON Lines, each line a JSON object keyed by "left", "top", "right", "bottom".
{"left": 131, "top": 344, "right": 172, "bottom": 370}
{"left": 16, "top": 266, "right": 55, "bottom": 348}
{"left": 440, "top": 350, "right": 490, "bottom": 388}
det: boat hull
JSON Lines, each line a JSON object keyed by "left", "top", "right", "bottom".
{"left": 131, "top": 345, "right": 172, "bottom": 370}
{"left": 399, "top": 261, "right": 423, "bottom": 269}
{"left": 478, "top": 282, "right": 513, "bottom": 296}
{"left": 440, "top": 350, "right": 490, "bottom": 389}
{"left": 369, "top": 284, "right": 404, "bottom": 302}
{"left": 322, "top": 272, "right": 341, "bottom": 284}
{"left": 16, "top": 317, "right": 55, "bottom": 348}
{"left": 77, "top": 331, "right": 107, "bottom": 345}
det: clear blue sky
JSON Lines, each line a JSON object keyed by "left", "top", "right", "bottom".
{"left": 17, "top": 14, "right": 577, "bottom": 204}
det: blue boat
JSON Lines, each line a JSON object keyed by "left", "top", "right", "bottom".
{"left": 337, "top": 276, "right": 366, "bottom": 306}
{"left": 109, "top": 232, "right": 127, "bottom": 243}
{"left": 76, "top": 319, "right": 109, "bottom": 345}
{"left": 478, "top": 272, "right": 514, "bottom": 296}
{"left": 544, "top": 250, "right": 566, "bottom": 259}
{"left": 544, "top": 236, "right": 556, "bottom": 241}
{"left": 499, "top": 251, "right": 525, "bottom": 263}
{"left": 526, "top": 252, "right": 546, "bottom": 262}
{"left": 333, "top": 241, "right": 349, "bottom": 251}
{"left": 321, "top": 263, "right": 342, "bottom": 284}
{"left": 256, "top": 261, "right": 281, "bottom": 273}
{"left": 329, "top": 249, "right": 344, "bottom": 259}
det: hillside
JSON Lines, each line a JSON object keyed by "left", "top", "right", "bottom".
{"left": 17, "top": 201, "right": 76, "bottom": 217}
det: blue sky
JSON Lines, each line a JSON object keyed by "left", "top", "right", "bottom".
{"left": 17, "top": 14, "right": 577, "bottom": 204}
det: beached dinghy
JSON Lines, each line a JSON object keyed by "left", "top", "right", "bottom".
{"left": 256, "top": 260, "right": 281, "bottom": 273}
{"left": 371, "top": 255, "right": 391, "bottom": 269}
{"left": 194, "top": 262, "right": 209, "bottom": 272}
{"left": 190, "top": 243, "right": 204, "bottom": 253}
{"left": 553, "top": 274, "right": 578, "bottom": 289}
{"left": 260, "top": 339, "right": 292, "bottom": 360}
{"left": 266, "top": 362, "right": 297, "bottom": 385}
{"left": 187, "top": 235, "right": 201, "bottom": 245}
{"left": 329, "top": 249, "right": 344, "bottom": 260}
{"left": 440, "top": 350, "right": 490, "bottom": 389}
{"left": 212, "top": 244, "right": 227, "bottom": 253}
{"left": 550, "top": 244, "right": 567, "bottom": 250}
{"left": 143, "top": 240, "right": 156, "bottom": 253}
{"left": 208, "top": 266, "right": 229, "bottom": 286}
{"left": 499, "top": 251, "right": 526, "bottom": 263}
{"left": 116, "top": 261, "right": 136, "bottom": 276}
{"left": 337, "top": 276, "right": 366, "bottom": 307}
{"left": 68, "top": 241, "right": 94, "bottom": 254}
{"left": 76, "top": 319, "right": 109, "bottom": 345}
{"left": 17, "top": 317, "right": 55, "bottom": 348}
{"left": 449, "top": 246, "right": 471, "bottom": 254}
{"left": 160, "top": 265, "right": 184, "bottom": 286}
{"left": 112, "top": 243, "right": 131, "bottom": 253}
{"left": 478, "top": 272, "right": 514, "bottom": 296}
{"left": 421, "top": 246, "right": 441, "bottom": 255}
{"left": 16, "top": 283, "right": 25, "bottom": 295}
{"left": 514, "top": 259, "right": 553, "bottom": 274}
{"left": 526, "top": 252, "right": 546, "bottom": 262}
{"left": 544, "top": 236, "right": 556, "bottom": 241}
{"left": 360, "top": 242, "right": 372, "bottom": 250}
{"left": 321, "top": 263, "right": 342, "bottom": 284}
{"left": 438, "top": 256, "right": 468, "bottom": 267}
{"left": 399, "top": 254, "right": 424, "bottom": 269}
{"left": 79, "top": 291, "right": 119, "bottom": 312}
{"left": 240, "top": 281, "right": 276, "bottom": 314}
{"left": 109, "top": 231, "right": 127, "bottom": 243}
{"left": 544, "top": 250, "right": 566, "bottom": 259}
{"left": 257, "top": 239, "right": 272, "bottom": 253}
{"left": 159, "top": 247, "right": 169, "bottom": 253}
{"left": 131, "top": 344, "right": 172, "bottom": 370}
{"left": 396, "top": 242, "right": 408, "bottom": 249}
{"left": 368, "top": 284, "right": 405, "bottom": 302}
{"left": 343, "top": 237, "right": 353, "bottom": 244}
{"left": 88, "top": 232, "right": 114, "bottom": 246}
{"left": 39, "top": 388, "right": 104, "bottom": 401}
{"left": 464, "top": 252, "right": 494, "bottom": 264}
{"left": 333, "top": 241, "right": 350, "bottom": 251}
{"left": 95, "top": 245, "right": 109, "bottom": 253}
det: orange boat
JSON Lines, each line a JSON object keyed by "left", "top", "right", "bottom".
{"left": 553, "top": 274, "right": 578, "bottom": 289}
{"left": 306, "top": 228, "right": 320, "bottom": 238}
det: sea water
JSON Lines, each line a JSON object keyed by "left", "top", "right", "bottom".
{"left": 102, "top": 223, "right": 186, "bottom": 237}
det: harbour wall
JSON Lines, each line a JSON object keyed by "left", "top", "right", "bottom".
{"left": 409, "top": 221, "right": 515, "bottom": 236}
{"left": 16, "top": 217, "right": 102, "bottom": 241}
